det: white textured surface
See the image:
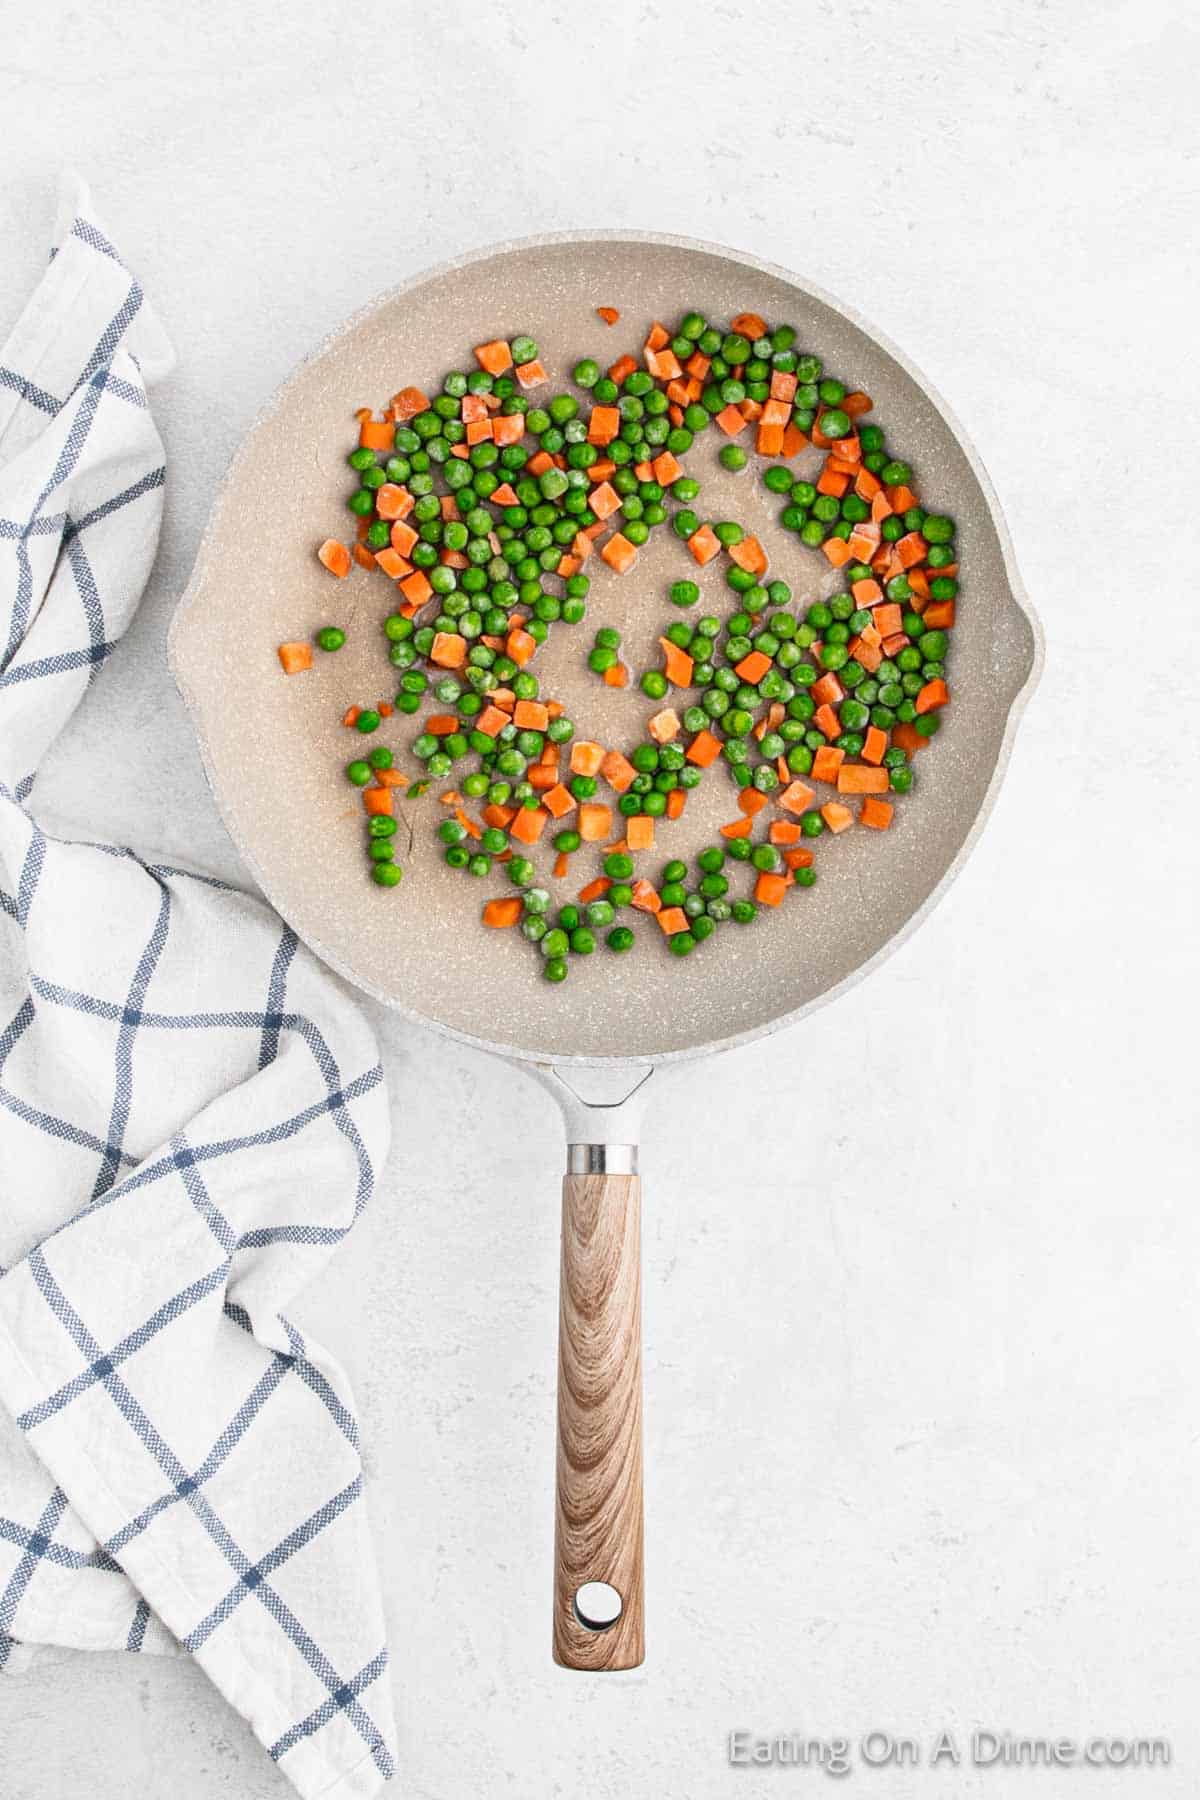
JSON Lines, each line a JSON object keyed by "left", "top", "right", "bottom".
{"left": 1, "top": 2, "right": 1197, "bottom": 1797}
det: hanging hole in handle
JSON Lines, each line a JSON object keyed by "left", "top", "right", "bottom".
{"left": 573, "top": 1581, "right": 623, "bottom": 1632}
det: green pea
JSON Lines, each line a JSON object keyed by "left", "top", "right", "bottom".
{"left": 371, "top": 862, "right": 403, "bottom": 887}
{"left": 607, "top": 925, "right": 635, "bottom": 952}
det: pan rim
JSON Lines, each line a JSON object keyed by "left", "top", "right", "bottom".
{"left": 169, "top": 228, "right": 1044, "bottom": 1071}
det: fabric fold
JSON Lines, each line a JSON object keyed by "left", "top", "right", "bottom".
{"left": 0, "top": 179, "right": 396, "bottom": 1800}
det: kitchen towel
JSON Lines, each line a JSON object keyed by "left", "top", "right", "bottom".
{"left": 0, "top": 177, "right": 396, "bottom": 1799}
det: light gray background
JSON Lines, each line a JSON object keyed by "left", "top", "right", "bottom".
{"left": 1, "top": 2, "right": 1196, "bottom": 1797}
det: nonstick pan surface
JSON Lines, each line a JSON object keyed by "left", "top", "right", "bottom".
{"left": 171, "top": 233, "right": 1039, "bottom": 1065}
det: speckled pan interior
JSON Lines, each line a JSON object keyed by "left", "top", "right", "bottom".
{"left": 171, "top": 234, "right": 1038, "bottom": 1065}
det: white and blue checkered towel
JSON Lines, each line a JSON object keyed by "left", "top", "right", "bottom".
{"left": 0, "top": 179, "right": 396, "bottom": 1798}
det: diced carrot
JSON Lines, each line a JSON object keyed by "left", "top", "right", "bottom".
{"left": 511, "top": 699, "right": 547, "bottom": 732}
{"left": 821, "top": 801, "right": 854, "bottom": 833}
{"left": 821, "top": 536, "right": 853, "bottom": 567}
{"left": 362, "top": 786, "right": 393, "bottom": 816}
{"left": 390, "top": 386, "right": 429, "bottom": 424}
{"left": 317, "top": 539, "right": 351, "bottom": 578}
{"left": 916, "top": 678, "right": 949, "bottom": 714}
{"left": 656, "top": 907, "right": 689, "bottom": 936}
{"left": 641, "top": 452, "right": 678, "bottom": 491}
{"left": 515, "top": 359, "right": 547, "bottom": 389}
{"left": 851, "top": 577, "right": 883, "bottom": 607}
{"left": 645, "top": 708, "right": 679, "bottom": 746}
{"left": 506, "top": 806, "right": 546, "bottom": 845}
{"left": 810, "top": 672, "right": 845, "bottom": 707}
{"left": 485, "top": 412, "right": 518, "bottom": 448}
{"left": 600, "top": 533, "right": 637, "bottom": 574}
{"left": 645, "top": 347, "right": 682, "bottom": 382}
{"left": 578, "top": 803, "right": 612, "bottom": 841}
{"left": 811, "top": 745, "right": 845, "bottom": 784}
{"left": 430, "top": 632, "right": 466, "bottom": 669}
{"left": 626, "top": 880, "right": 659, "bottom": 914}
{"left": 895, "top": 531, "right": 929, "bottom": 569}
{"left": 588, "top": 480, "right": 621, "bottom": 520}
{"left": 734, "top": 649, "right": 771, "bottom": 685}
{"left": 506, "top": 627, "right": 536, "bottom": 667}
{"left": 608, "top": 353, "right": 637, "bottom": 385}
{"left": 756, "top": 422, "right": 785, "bottom": 456}
{"left": 862, "top": 726, "right": 888, "bottom": 766}
{"left": 859, "top": 797, "right": 894, "bottom": 831}
{"left": 595, "top": 748, "right": 634, "bottom": 794}
{"left": 454, "top": 808, "right": 482, "bottom": 840}
{"left": 342, "top": 705, "right": 361, "bottom": 727}
{"left": 755, "top": 872, "right": 789, "bottom": 908}
{"left": 372, "top": 547, "right": 408, "bottom": 580}
{"left": 770, "top": 369, "right": 798, "bottom": 403}
{"left": 688, "top": 524, "right": 721, "bottom": 565}
{"left": 604, "top": 661, "right": 628, "bottom": 688}
{"left": 838, "top": 763, "right": 889, "bottom": 795}
{"left": 851, "top": 636, "right": 883, "bottom": 674}
{"left": 465, "top": 417, "right": 494, "bottom": 446}
{"left": 277, "top": 641, "right": 312, "bottom": 675}
{"left": 770, "top": 820, "right": 803, "bottom": 846}
{"left": 715, "top": 403, "right": 748, "bottom": 436}
{"left": 587, "top": 405, "right": 621, "bottom": 445}
{"left": 924, "top": 599, "right": 956, "bottom": 629}
{"left": 482, "top": 803, "right": 517, "bottom": 830}
{"left": 481, "top": 895, "right": 523, "bottom": 929}
{"left": 596, "top": 305, "right": 620, "bottom": 326}
{"left": 738, "top": 787, "right": 768, "bottom": 817}
{"left": 351, "top": 544, "right": 375, "bottom": 570}
{"left": 872, "top": 602, "right": 903, "bottom": 637}
{"left": 816, "top": 466, "right": 849, "bottom": 498}
{"left": 388, "top": 520, "right": 418, "bottom": 557}
{"left": 730, "top": 310, "right": 766, "bottom": 340}
{"left": 686, "top": 728, "right": 721, "bottom": 768}
{"left": 778, "top": 780, "right": 816, "bottom": 816}
{"left": 550, "top": 853, "right": 568, "bottom": 880}
{"left": 399, "top": 570, "right": 433, "bottom": 608}
{"left": 475, "top": 339, "right": 512, "bottom": 375}
{"left": 578, "top": 877, "right": 612, "bottom": 906}
{"left": 475, "top": 704, "right": 508, "bottom": 738}
{"left": 846, "top": 524, "right": 882, "bottom": 562}
{"left": 781, "top": 422, "right": 809, "bottom": 457}
{"left": 358, "top": 419, "right": 394, "bottom": 452}
{"left": 426, "top": 714, "right": 460, "bottom": 736}
{"left": 719, "top": 816, "right": 753, "bottom": 839}
{"left": 658, "top": 639, "right": 693, "bottom": 687}
{"left": 528, "top": 765, "right": 558, "bottom": 792}
{"left": 815, "top": 703, "right": 840, "bottom": 739}
{"left": 644, "top": 321, "right": 670, "bottom": 352}
{"left": 685, "top": 351, "right": 710, "bottom": 380}
{"left": 569, "top": 741, "right": 604, "bottom": 777}
{"left": 626, "top": 814, "right": 655, "bottom": 851}
{"left": 728, "top": 535, "right": 767, "bottom": 576}
{"left": 665, "top": 788, "right": 685, "bottom": 821}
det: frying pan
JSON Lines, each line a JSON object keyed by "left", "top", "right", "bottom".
{"left": 169, "top": 232, "right": 1041, "bottom": 1672}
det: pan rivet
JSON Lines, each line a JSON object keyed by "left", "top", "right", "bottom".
{"left": 573, "top": 1581, "right": 622, "bottom": 1632}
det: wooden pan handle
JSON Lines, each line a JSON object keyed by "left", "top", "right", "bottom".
{"left": 553, "top": 1168, "right": 644, "bottom": 1669}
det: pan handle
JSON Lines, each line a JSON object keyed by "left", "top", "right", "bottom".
{"left": 554, "top": 1143, "right": 644, "bottom": 1670}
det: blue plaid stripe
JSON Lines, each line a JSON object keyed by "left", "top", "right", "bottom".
{"left": 0, "top": 367, "right": 60, "bottom": 417}
{"left": 0, "top": 1485, "right": 68, "bottom": 1668}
